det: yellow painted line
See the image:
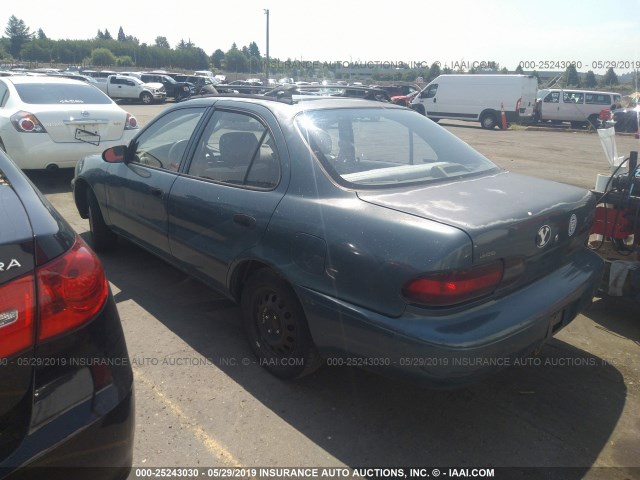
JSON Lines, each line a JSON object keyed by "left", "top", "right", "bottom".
{"left": 134, "top": 369, "right": 245, "bottom": 468}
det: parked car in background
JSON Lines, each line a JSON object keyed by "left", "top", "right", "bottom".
{"left": 58, "top": 73, "right": 103, "bottom": 86}
{"left": 139, "top": 73, "right": 195, "bottom": 101}
{"left": 174, "top": 75, "right": 218, "bottom": 95}
{"left": 0, "top": 150, "right": 134, "bottom": 478}
{"left": 374, "top": 83, "right": 420, "bottom": 98}
{"left": 611, "top": 104, "right": 640, "bottom": 135}
{"left": 94, "top": 75, "right": 166, "bottom": 104}
{"left": 390, "top": 90, "right": 419, "bottom": 107}
{"left": 72, "top": 95, "right": 603, "bottom": 387}
{"left": 0, "top": 76, "right": 139, "bottom": 170}
{"left": 535, "top": 88, "right": 622, "bottom": 129}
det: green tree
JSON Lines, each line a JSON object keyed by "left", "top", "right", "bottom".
{"left": 515, "top": 64, "right": 524, "bottom": 74}
{"left": 117, "top": 27, "right": 126, "bottom": 42}
{"left": 5, "top": 15, "right": 33, "bottom": 58}
{"left": 103, "top": 29, "right": 112, "bottom": 40}
{"left": 154, "top": 36, "right": 170, "bottom": 49}
{"left": 584, "top": 70, "right": 597, "bottom": 88}
{"left": 248, "top": 41, "right": 261, "bottom": 59}
{"left": 564, "top": 64, "right": 580, "bottom": 87}
{"left": 37, "top": 28, "right": 47, "bottom": 40}
{"left": 21, "top": 39, "right": 50, "bottom": 62}
{"left": 116, "top": 55, "right": 134, "bottom": 66}
{"left": 225, "top": 43, "right": 247, "bottom": 72}
{"left": 90, "top": 47, "right": 116, "bottom": 66}
{"left": 96, "top": 29, "right": 104, "bottom": 39}
{"left": 427, "top": 62, "right": 440, "bottom": 81}
{"left": 211, "top": 49, "right": 224, "bottom": 69}
{"left": 602, "top": 67, "right": 618, "bottom": 86}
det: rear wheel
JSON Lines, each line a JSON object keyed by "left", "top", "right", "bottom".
{"left": 241, "top": 269, "right": 322, "bottom": 379}
{"left": 87, "top": 190, "right": 118, "bottom": 252}
{"left": 140, "top": 92, "right": 153, "bottom": 104}
{"left": 480, "top": 112, "right": 498, "bottom": 129}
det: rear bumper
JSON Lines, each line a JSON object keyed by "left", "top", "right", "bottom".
{"left": 3, "top": 131, "right": 136, "bottom": 170}
{"left": 0, "top": 294, "right": 134, "bottom": 479}
{"left": 300, "top": 247, "right": 603, "bottom": 387}
{"left": 3, "top": 390, "right": 134, "bottom": 480}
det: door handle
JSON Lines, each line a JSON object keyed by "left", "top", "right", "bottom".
{"left": 233, "top": 214, "right": 256, "bottom": 228}
{"left": 433, "top": 98, "right": 436, "bottom": 103}
{"left": 150, "top": 187, "right": 163, "bottom": 198}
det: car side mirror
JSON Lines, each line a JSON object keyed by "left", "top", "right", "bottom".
{"left": 102, "top": 145, "right": 127, "bottom": 163}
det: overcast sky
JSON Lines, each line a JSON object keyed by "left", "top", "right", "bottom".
{"left": 4, "top": 0, "right": 640, "bottom": 75}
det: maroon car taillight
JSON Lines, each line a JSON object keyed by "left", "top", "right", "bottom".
{"left": 37, "top": 237, "right": 109, "bottom": 341}
{"left": 402, "top": 261, "right": 504, "bottom": 307}
{"left": 10, "top": 111, "right": 47, "bottom": 133}
{"left": 0, "top": 274, "right": 36, "bottom": 359}
{"left": 125, "top": 113, "right": 138, "bottom": 130}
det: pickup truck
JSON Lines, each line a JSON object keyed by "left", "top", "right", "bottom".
{"left": 95, "top": 75, "right": 167, "bottom": 104}
{"left": 139, "top": 73, "right": 195, "bottom": 101}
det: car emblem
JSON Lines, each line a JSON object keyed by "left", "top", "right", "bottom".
{"left": 536, "top": 225, "right": 552, "bottom": 248}
{"left": 81, "top": 110, "right": 90, "bottom": 117}
{"left": 568, "top": 214, "right": 578, "bottom": 237}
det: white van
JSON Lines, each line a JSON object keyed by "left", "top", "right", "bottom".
{"left": 410, "top": 74, "right": 538, "bottom": 129}
{"left": 536, "top": 89, "right": 622, "bottom": 128}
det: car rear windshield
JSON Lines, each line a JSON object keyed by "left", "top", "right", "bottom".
{"left": 295, "top": 108, "right": 499, "bottom": 188}
{"left": 15, "top": 83, "right": 112, "bottom": 104}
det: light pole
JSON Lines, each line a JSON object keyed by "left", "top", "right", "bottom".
{"left": 264, "top": 9, "right": 270, "bottom": 84}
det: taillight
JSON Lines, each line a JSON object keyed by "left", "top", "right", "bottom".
{"left": 0, "top": 274, "right": 35, "bottom": 358}
{"left": 37, "top": 237, "right": 108, "bottom": 341}
{"left": 10, "top": 111, "right": 47, "bottom": 133}
{"left": 125, "top": 113, "right": 138, "bottom": 130}
{"left": 402, "top": 261, "right": 504, "bottom": 307}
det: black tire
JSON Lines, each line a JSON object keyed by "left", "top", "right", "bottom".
{"left": 241, "top": 269, "right": 322, "bottom": 379}
{"left": 87, "top": 190, "right": 118, "bottom": 252}
{"left": 140, "top": 92, "right": 153, "bottom": 105}
{"left": 480, "top": 112, "right": 498, "bottom": 130}
{"left": 588, "top": 114, "right": 600, "bottom": 130}
{"left": 570, "top": 121, "right": 585, "bottom": 129}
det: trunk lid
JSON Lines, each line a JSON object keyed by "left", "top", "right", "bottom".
{"left": 33, "top": 105, "right": 128, "bottom": 143}
{"left": 357, "top": 170, "right": 596, "bottom": 280}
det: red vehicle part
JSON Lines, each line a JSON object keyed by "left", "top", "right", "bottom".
{"left": 591, "top": 205, "right": 639, "bottom": 239}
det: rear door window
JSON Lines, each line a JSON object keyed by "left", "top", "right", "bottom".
{"left": 188, "top": 110, "right": 280, "bottom": 189}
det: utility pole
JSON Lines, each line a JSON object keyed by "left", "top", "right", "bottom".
{"left": 264, "top": 9, "right": 270, "bottom": 85}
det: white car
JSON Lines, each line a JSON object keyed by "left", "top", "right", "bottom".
{"left": 0, "top": 76, "right": 139, "bottom": 170}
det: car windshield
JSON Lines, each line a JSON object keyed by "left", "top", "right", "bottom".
{"left": 15, "top": 83, "right": 113, "bottom": 104}
{"left": 296, "top": 108, "right": 498, "bottom": 188}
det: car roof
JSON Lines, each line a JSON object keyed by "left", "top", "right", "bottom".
{"left": 179, "top": 94, "right": 404, "bottom": 117}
